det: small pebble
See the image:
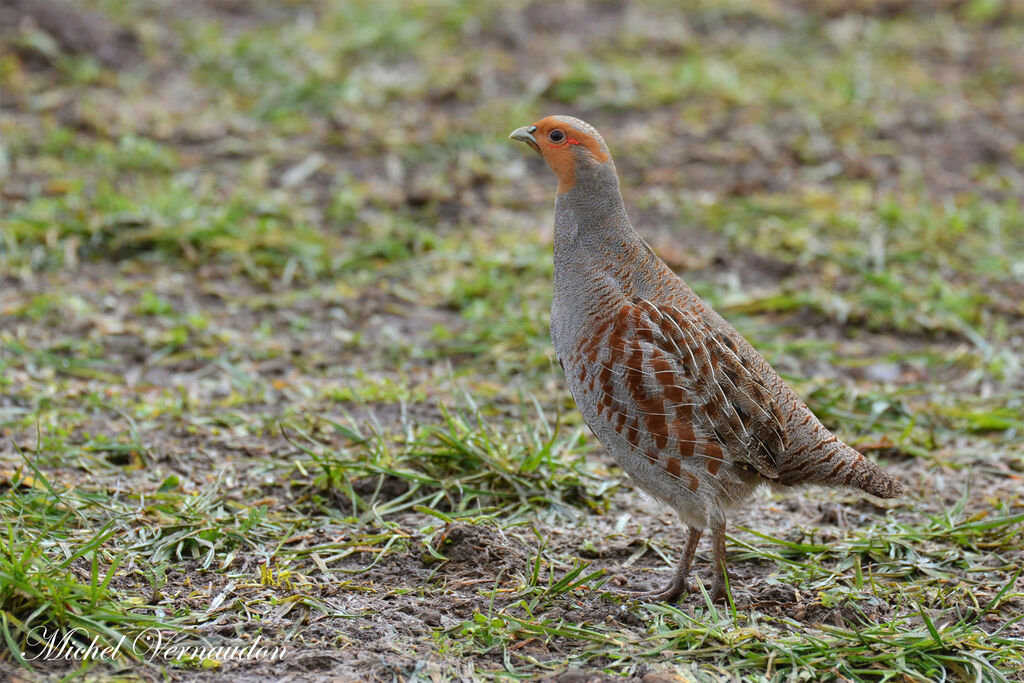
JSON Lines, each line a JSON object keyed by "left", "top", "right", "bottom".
{"left": 642, "top": 674, "right": 682, "bottom": 683}
{"left": 419, "top": 609, "right": 443, "bottom": 626}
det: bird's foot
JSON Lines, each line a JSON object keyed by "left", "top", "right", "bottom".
{"left": 621, "top": 574, "right": 733, "bottom": 604}
{"left": 708, "top": 569, "right": 732, "bottom": 603}
{"left": 620, "top": 573, "right": 697, "bottom": 603}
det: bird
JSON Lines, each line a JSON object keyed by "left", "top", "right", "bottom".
{"left": 509, "top": 115, "right": 906, "bottom": 602}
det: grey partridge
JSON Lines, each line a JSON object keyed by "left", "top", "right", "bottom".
{"left": 510, "top": 116, "right": 905, "bottom": 602}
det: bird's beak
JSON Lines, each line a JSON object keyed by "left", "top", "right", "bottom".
{"left": 509, "top": 125, "right": 539, "bottom": 152}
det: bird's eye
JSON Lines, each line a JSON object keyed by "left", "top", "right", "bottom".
{"left": 549, "top": 130, "right": 565, "bottom": 143}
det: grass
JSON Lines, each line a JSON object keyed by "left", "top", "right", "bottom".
{"left": 1, "top": 0, "right": 1023, "bottom": 680}
{"left": 0, "top": 459, "right": 171, "bottom": 670}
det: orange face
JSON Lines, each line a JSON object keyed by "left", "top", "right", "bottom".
{"left": 512, "top": 116, "right": 610, "bottom": 194}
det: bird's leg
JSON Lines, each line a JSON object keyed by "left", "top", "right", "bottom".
{"left": 709, "top": 518, "right": 730, "bottom": 602}
{"left": 624, "top": 525, "right": 702, "bottom": 602}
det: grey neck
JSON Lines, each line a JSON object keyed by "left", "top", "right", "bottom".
{"left": 550, "top": 159, "right": 659, "bottom": 334}
{"left": 552, "top": 161, "right": 635, "bottom": 255}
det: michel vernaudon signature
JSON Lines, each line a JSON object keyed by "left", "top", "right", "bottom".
{"left": 21, "top": 627, "right": 288, "bottom": 663}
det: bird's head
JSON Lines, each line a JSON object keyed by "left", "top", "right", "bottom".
{"left": 509, "top": 115, "right": 612, "bottom": 195}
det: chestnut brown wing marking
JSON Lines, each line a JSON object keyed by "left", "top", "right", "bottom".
{"left": 658, "top": 307, "right": 747, "bottom": 452}
{"left": 657, "top": 303, "right": 786, "bottom": 479}
{"left": 573, "top": 304, "right": 733, "bottom": 483}
{"left": 671, "top": 306, "right": 787, "bottom": 450}
{"left": 673, "top": 305, "right": 788, "bottom": 458}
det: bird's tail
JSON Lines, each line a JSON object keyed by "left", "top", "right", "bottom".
{"left": 778, "top": 440, "right": 905, "bottom": 498}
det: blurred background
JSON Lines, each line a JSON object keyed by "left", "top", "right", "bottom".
{"left": 2, "top": 1, "right": 1022, "bottom": 375}
{"left": 1, "top": 1, "right": 1023, "bottom": 678}
{"left": 2, "top": 1, "right": 1023, "bottom": 361}
{"left": 2, "top": 0, "right": 1022, "bottom": 421}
